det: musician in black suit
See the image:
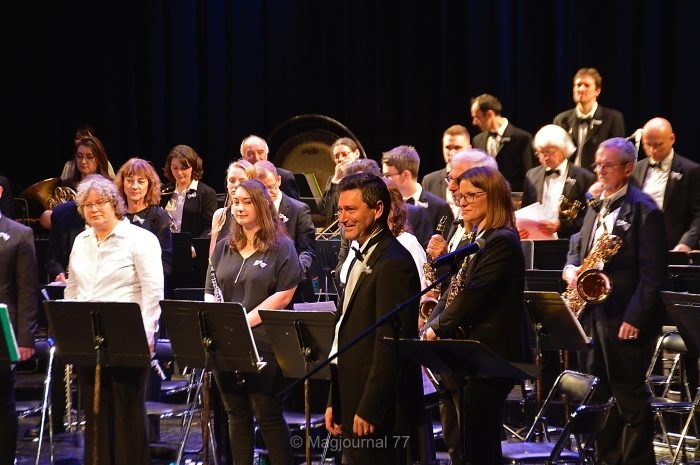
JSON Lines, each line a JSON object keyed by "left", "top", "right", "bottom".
{"left": 425, "top": 166, "right": 528, "bottom": 465}
{"left": 0, "top": 183, "right": 38, "bottom": 465}
{"left": 381, "top": 145, "right": 454, "bottom": 235}
{"left": 563, "top": 138, "right": 666, "bottom": 465}
{"left": 325, "top": 173, "right": 423, "bottom": 465}
{"left": 421, "top": 125, "right": 471, "bottom": 213}
{"left": 632, "top": 117, "right": 700, "bottom": 251}
{"left": 553, "top": 68, "right": 626, "bottom": 171}
{"left": 256, "top": 160, "right": 316, "bottom": 303}
{"left": 160, "top": 144, "right": 218, "bottom": 238}
{"left": 470, "top": 94, "right": 535, "bottom": 192}
{"left": 240, "top": 134, "right": 300, "bottom": 200}
{"left": 521, "top": 124, "right": 596, "bottom": 239}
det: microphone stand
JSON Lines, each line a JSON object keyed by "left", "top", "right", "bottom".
{"left": 279, "top": 260, "right": 461, "bottom": 399}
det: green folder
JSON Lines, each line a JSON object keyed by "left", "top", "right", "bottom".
{"left": 0, "top": 304, "right": 20, "bottom": 363}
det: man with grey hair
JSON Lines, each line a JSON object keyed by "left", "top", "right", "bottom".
{"left": 563, "top": 137, "right": 665, "bottom": 465}
{"left": 421, "top": 147, "right": 497, "bottom": 465}
{"left": 520, "top": 124, "right": 595, "bottom": 239}
{"left": 240, "top": 134, "right": 300, "bottom": 199}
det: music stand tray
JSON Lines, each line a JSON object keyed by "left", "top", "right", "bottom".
{"left": 383, "top": 338, "right": 539, "bottom": 381}
{"left": 159, "top": 299, "right": 265, "bottom": 373}
{"left": 43, "top": 301, "right": 151, "bottom": 368}
{"left": 258, "top": 310, "right": 335, "bottom": 380}
{"left": 524, "top": 291, "right": 592, "bottom": 352}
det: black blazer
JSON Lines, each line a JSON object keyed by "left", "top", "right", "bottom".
{"left": 160, "top": 181, "right": 217, "bottom": 238}
{"left": 278, "top": 193, "right": 316, "bottom": 276}
{"left": 631, "top": 152, "right": 700, "bottom": 249}
{"left": 566, "top": 184, "right": 667, "bottom": 336}
{"left": 330, "top": 229, "right": 423, "bottom": 432}
{"left": 421, "top": 168, "right": 448, "bottom": 201}
{"left": 553, "top": 104, "right": 626, "bottom": 171}
{"left": 417, "top": 189, "right": 454, "bottom": 234}
{"left": 428, "top": 227, "right": 526, "bottom": 363}
{"left": 521, "top": 164, "right": 596, "bottom": 238}
{"left": 472, "top": 122, "right": 535, "bottom": 192}
{"left": 278, "top": 167, "right": 300, "bottom": 200}
{"left": 0, "top": 215, "right": 38, "bottom": 348}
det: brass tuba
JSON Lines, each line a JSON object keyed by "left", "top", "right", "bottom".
{"left": 20, "top": 177, "right": 76, "bottom": 210}
{"left": 561, "top": 230, "right": 622, "bottom": 319}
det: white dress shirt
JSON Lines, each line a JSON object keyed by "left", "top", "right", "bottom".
{"left": 64, "top": 218, "right": 164, "bottom": 346}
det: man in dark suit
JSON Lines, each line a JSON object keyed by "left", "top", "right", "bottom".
{"left": 563, "top": 138, "right": 666, "bottom": 465}
{"left": 470, "top": 94, "right": 535, "bottom": 192}
{"left": 553, "top": 68, "right": 626, "bottom": 172}
{"left": 256, "top": 160, "right": 316, "bottom": 302}
{"left": 421, "top": 125, "right": 471, "bottom": 212}
{"left": 0, "top": 181, "right": 38, "bottom": 465}
{"left": 325, "top": 173, "right": 423, "bottom": 465}
{"left": 632, "top": 117, "right": 700, "bottom": 251}
{"left": 381, "top": 145, "right": 454, "bottom": 237}
{"left": 240, "top": 134, "right": 300, "bottom": 200}
{"left": 521, "top": 124, "right": 595, "bottom": 239}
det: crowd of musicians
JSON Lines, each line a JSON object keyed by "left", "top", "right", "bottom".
{"left": 1, "top": 67, "right": 699, "bottom": 465}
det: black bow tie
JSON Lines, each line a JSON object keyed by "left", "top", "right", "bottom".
{"left": 578, "top": 117, "right": 592, "bottom": 125}
{"left": 405, "top": 197, "right": 415, "bottom": 205}
{"left": 649, "top": 162, "right": 663, "bottom": 170}
{"left": 489, "top": 131, "right": 499, "bottom": 138}
{"left": 545, "top": 169, "right": 560, "bottom": 177}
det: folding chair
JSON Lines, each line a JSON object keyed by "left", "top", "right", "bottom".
{"left": 501, "top": 370, "right": 613, "bottom": 464}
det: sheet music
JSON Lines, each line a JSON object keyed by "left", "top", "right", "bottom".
{"left": 293, "top": 301, "right": 337, "bottom": 312}
{"left": 515, "top": 202, "right": 557, "bottom": 240}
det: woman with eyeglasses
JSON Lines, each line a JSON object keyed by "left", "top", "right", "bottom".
{"left": 423, "top": 166, "right": 528, "bottom": 465}
{"left": 320, "top": 137, "right": 364, "bottom": 228}
{"left": 65, "top": 174, "right": 164, "bottom": 465}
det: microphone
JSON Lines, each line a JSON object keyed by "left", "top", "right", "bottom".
{"left": 431, "top": 237, "right": 486, "bottom": 269}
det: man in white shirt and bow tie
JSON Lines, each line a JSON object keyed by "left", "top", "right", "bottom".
{"left": 631, "top": 117, "right": 700, "bottom": 252}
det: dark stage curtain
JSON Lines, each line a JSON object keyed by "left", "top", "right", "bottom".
{"left": 3, "top": 0, "right": 699, "bottom": 195}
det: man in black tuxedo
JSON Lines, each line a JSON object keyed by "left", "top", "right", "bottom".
{"left": 632, "top": 117, "right": 700, "bottom": 251}
{"left": 0, "top": 179, "right": 38, "bottom": 465}
{"left": 521, "top": 124, "right": 595, "bottom": 239}
{"left": 553, "top": 68, "right": 626, "bottom": 172}
{"left": 256, "top": 160, "right": 316, "bottom": 302}
{"left": 470, "top": 94, "right": 535, "bottom": 192}
{"left": 381, "top": 145, "right": 454, "bottom": 236}
{"left": 421, "top": 125, "right": 471, "bottom": 214}
{"left": 563, "top": 138, "right": 666, "bottom": 465}
{"left": 324, "top": 173, "right": 423, "bottom": 465}
{"left": 240, "top": 134, "right": 300, "bottom": 200}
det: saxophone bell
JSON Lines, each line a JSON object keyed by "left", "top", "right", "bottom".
{"left": 576, "top": 269, "right": 612, "bottom": 304}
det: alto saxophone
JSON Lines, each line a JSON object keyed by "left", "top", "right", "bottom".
{"left": 561, "top": 230, "right": 622, "bottom": 319}
{"left": 419, "top": 215, "right": 451, "bottom": 322}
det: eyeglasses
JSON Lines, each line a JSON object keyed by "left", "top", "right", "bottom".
{"left": 264, "top": 183, "right": 279, "bottom": 192}
{"left": 444, "top": 174, "right": 459, "bottom": 184}
{"left": 453, "top": 191, "right": 486, "bottom": 204}
{"left": 84, "top": 199, "right": 110, "bottom": 210}
{"left": 382, "top": 171, "right": 401, "bottom": 179}
{"left": 536, "top": 149, "right": 560, "bottom": 157}
{"left": 591, "top": 162, "right": 627, "bottom": 171}
{"left": 76, "top": 154, "right": 95, "bottom": 161}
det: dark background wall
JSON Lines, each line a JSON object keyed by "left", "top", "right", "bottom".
{"left": 3, "top": 0, "right": 699, "bottom": 196}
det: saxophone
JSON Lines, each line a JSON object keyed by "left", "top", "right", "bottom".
{"left": 419, "top": 215, "right": 451, "bottom": 322}
{"left": 561, "top": 230, "right": 622, "bottom": 318}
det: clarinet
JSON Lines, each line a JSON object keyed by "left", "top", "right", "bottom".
{"left": 209, "top": 259, "right": 224, "bottom": 303}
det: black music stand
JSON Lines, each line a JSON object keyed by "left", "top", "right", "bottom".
{"left": 524, "top": 291, "right": 592, "bottom": 405}
{"left": 259, "top": 310, "right": 335, "bottom": 465}
{"left": 159, "top": 299, "right": 267, "bottom": 464}
{"left": 384, "top": 338, "right": 538, "bottom": 462}
{"left": 43, "top": 301, "right": 152, "bottom": 462}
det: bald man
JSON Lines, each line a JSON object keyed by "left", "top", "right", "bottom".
{"left": 631, "top": 117, "right": 700, "bottom": 251}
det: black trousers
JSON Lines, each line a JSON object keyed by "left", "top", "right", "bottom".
{"left": 213, "top": 366, "right": 292, "bottom": 465}
{"left": 0, "top": 367, "right": 17, "bottom": 465}
{"left": 78, "top": 365, "right": 150, "bottom": 465}
{"left": 580, "top": 315, "right": 656, "bottom": 465}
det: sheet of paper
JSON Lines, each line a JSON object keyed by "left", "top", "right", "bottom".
{"left": 515, "top": 202, "right": 557, "bottom": 240}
